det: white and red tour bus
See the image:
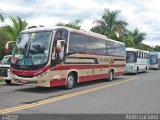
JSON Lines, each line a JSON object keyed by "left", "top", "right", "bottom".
{"left": 9, "top": 26, "right": 126, "bottom": 89}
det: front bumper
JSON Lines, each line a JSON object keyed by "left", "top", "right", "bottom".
{"left": 11, "top": 73, "right": 50, "bottom": 87}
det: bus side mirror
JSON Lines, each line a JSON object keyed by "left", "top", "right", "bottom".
{"left": 5, "top": 41, "right": 15, "bottom": 54}
{"left": 5, "top": 43, "right": 9, "bottom": 54}
{"left": 56, "top": 40, "right": 65, "bottom": 53}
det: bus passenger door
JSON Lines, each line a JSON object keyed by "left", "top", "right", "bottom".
{"left": 51, "top": 30, "right": 68, "bottom": 67}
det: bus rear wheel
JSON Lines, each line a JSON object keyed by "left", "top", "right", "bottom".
{"left": 107, "top": 70, "right": 114, "bottom": 82}
{"left": 65, "top": 73, "right": 76, "bottom": 89}
{"left": 136, "top": 67, "right": 139, "bottom": 75}
{"left": 5, "top": 80, "right": 11, "bottom": 85}
{"left": 145, "top": 66, "right": 148, "bottom": 72}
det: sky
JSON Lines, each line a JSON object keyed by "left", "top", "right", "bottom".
{"left": 0, "top": 0, "right": 160, "bottom": 46}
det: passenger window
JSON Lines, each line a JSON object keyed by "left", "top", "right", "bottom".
{"left": 68, "top": 32, "right": 84, "bottom": 53}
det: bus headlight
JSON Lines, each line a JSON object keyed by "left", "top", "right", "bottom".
{"left": 10, "top": 72, "right": 15, "bottom": 77}
{"left": 37, "top": 72, "right": 47, "bottom": 78}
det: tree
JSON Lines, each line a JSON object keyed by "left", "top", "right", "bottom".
{"left": 91, "top": 9, "right": 128, "bottom": 41}
{"left": 154, "top": 45, "right": 160, "bottom": 52}
{"left": 5, "top": 16, "right": 28, "bottom": 41}
{"left": 136, "top": 43, "right": 153, "bottom": 51}
{"left": 0, "top": 28, "right": 9, "bottom": 59}
{"left": 56, "top": 19, "right": 82, "bottom": 30}
{"left": 0, "top": 16, "right": 28, "bottom": 57}
{"left": 0, "top": 14, "right": 4, "bottom": 22}
{"left": 123, "top": 34, "right": 135, "bottom": 47}
{"left": 0, "top": 9, "right": 5, "bottom": 22}
{"left": 129, "top": 28, "right": 146, "bottom": 46}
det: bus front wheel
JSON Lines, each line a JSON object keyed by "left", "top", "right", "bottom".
{"left": 5, "top": 80, "right": 11, "bottom": 85}
{"left": 65, "top": 73, "right": 76, "bottom": 89}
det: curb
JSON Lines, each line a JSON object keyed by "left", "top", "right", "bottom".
{"left": 0, "top": 78, "right": 4, "bottom": 84}
{"left": 0, "top": 82, "right": 5, "bottom": 84}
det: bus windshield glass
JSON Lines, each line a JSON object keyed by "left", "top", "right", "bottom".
{"left": 150, "top": 55, "right": 158, "bottom": 64}
{"left": 126, "top": 51, "right": 136, "bottom": 62}
{"left": 11, "top": 31, "right": 52, "bottom": 68}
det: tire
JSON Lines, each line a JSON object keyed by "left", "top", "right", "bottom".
{"left": 108, "top": 70, "right": 114, "bottom": 82}
{"left": 5, "top": 80, "right": 11, "bottom": 85}
{"left": 145, "top": 67, "right": 148, "bottom": 72}
{"left": 136, "top": 67, "right": 139, "bottom": 75}
{"left": 65, "top": 73, "right": 76, "bottom": 89}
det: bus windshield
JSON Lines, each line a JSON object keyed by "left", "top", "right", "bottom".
{"left": 11, "top": 31, "right": 52, "bottom": 69}
{"left": 150, "top": 55, "right": 158, "bottom": 64}
{"left": 126, "top": 51, "right": 136, "bottom": 63}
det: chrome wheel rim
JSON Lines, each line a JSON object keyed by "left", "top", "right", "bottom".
{"left": 68, "top": 75, "right": 74, "bottom": 88}
{"left": 110, "top": 72, "right": 113, "bottom": 80}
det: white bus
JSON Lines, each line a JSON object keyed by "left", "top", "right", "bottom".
{"left": 126, "top": 48, "right": 150, "bottom": 74}
{"left": 149, "top": 52, "right": 160, "bottom": 70}
{"left": 0, "top": 55, "right": 12, "bottom": 84}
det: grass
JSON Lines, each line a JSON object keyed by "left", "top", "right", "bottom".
{"left": 0, "top": 77, "right": 4, "bottom": 82}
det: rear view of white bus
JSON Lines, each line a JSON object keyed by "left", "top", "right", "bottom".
{"left": 149, "top": 52, "right": 160, "bottom": 70}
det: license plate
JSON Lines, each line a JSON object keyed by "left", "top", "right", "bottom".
{"left": 20, "top": 80, "right": 28, "bottom": 84}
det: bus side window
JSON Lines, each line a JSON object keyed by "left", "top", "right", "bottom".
{"left": 138, "top": 51, "right": 140, "bottom": 58}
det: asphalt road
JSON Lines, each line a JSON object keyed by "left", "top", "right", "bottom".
{"left": 0, "top": 70, "right": 160, "bottom": 114}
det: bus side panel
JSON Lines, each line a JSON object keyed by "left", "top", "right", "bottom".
{"left": 79, "top": 74, "right": 107, "bottom": 82}
{"left": 49, "top": 64, "right": 126, "bottom": 87}
{"left": 49, "top": 54, "right": 126, "bottom": 87}
{"left": 50, "top": 78, "right": 66, "bottom": 87}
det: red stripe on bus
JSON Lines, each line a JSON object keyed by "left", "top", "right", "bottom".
{"left": 79, "top": 74, "right": 107, "bottom": 83}
{"left": 50, "top": 71, "right": 125, "bottom": 87}
{"left": 50, "top": 78, "right": 66, "bottom": 87}
{"left": 51, "top": 64, "right": 126, "bottom": 71}
{"left": 11, "top": 65, "right": 51, "bottom": 77}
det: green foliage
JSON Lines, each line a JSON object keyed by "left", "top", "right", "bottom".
{"left": 56, "top": 19, "right": 82, "bottom": 30}
{"left": 129, "top": 28, "right": 146, "bottom": 46}
{"left": 123, "top": 35, "right": 135, "bottom": 47}
{"left": 0, "top": 78, "right": 4, "bottom": 82}
{"left": 0, "top": 28, "right": 9, "bottom": 59}
{"left": 91, "top": 9, "right": 128, "bottom": 41}
{"left": 90, "top": 8, "right": 151, "bottom": 51}
{"left": 0, "top": 14, "right": 4, "bottom": 22}
{"left": 0, "top": 10, "right": 5, "bottom": 22}
{"left": 136, "top": 43, "right": 153, "bottom": 51}
{"left": 5, "top": 16, "right": 28, "bottom": 41}
{"left": 154, "top": 45, "right": 160, "bottom": 52}
{"left": 0, "top": 16, "right": 28, "bottom": 59}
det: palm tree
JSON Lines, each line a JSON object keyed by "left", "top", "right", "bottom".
{"left": 130, "top": 28, "right": 146, "bottom": 46}
{"left": 0, "top": 9, "right": 5, "bottom": 22}
{"left": 5, "top": 16, "right": 28, "bottom": 41}
{"left": 0, "top": 28, "right": 8, "bottom": 58}
{"left": 56, "top": 19, "right": 82, "bottom": 30}
{"left": 91, "top": 9, "right": 128, "bottom": 41}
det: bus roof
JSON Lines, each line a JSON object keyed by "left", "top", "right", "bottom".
{"left": 126, "top": 47, "right": 149, "bottom": 53}
{"left": 149, "top": 51, "right": 158, "bottom": 55}
{"left": 21, "top": 26, "right": 125, "bottom": 46}
{"left": 126, "top": 47, "right": 139, "bottom": 52}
